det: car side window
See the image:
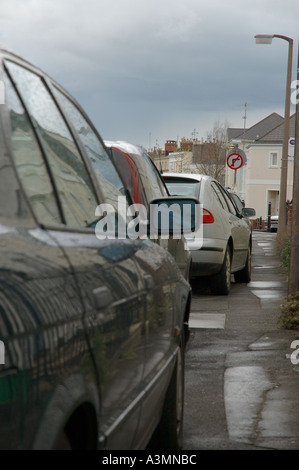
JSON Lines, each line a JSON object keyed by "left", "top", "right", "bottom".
{"left": 218, "top": 184, "right": 237, "bottom": 215}
{"left": 211, "top": 181, "right": 227, "bottom": 211}
{"left": 110, "top": 147, "right": 147, "bottom": 206}
{"left": 146, "top": 154, "right": 169, "bottom": 197}
{"left": 135, "top": 150, "right": 168, "bottom": 203}
{"left": 54, "top": 88, "right": 127, "bottom": 212}
{"left": 4, "top": 70, "right": 62, "bottom": 226}
{"left": 5, "top": 60, "right": 98, "bottom": 229}
{"left": 228, "top": 192, "right": 243, "bottom": 214}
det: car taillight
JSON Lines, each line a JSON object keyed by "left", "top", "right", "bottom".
{"left": 202, "top": 208, "right": 214, "bottom": 223}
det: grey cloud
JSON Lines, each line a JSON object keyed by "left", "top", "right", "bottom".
{"left": 0, "top": 0, "right": 298, "bottom": 148}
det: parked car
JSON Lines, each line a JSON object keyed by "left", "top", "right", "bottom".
{"left": 270, "top": 215, "right": 278, "bottom": 232}
{"left": 226, "top": 189, "right": 253, "bottom": 232}
{"left": 163, "top": 173, "right": 256, "bottom": 295}
{"left": 226, "top": 188, "right": 245, "bottom": 211}
{"left": 0, "top": 48, "right": 193, "bottom": 450}
{"left": 104, "top": 140, "right": 192, "bottom": 283}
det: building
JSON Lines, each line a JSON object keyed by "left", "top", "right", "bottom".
{"left": 152, "top": 138, "right": 226, "bottom": 179}
{"left": 226, "top": 112, "right": 294, "bottom": 224}
{"left": 180, "top": 138, "right": 194, "bottom": 152}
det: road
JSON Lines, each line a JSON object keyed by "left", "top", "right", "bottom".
{"left": 182, "top": 231, "right": 299, "bottom": 450}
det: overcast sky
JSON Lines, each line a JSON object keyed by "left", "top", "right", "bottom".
{"left": 1, "top": 0, "right": 298, "bottom": 149}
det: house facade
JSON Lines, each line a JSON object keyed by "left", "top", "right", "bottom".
{"left": 226, "top": 113, "right": 295, "bottom": 222}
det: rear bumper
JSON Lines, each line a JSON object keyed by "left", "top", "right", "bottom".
{"left": 186, "top": 238, "right": 225, "bottom": 277}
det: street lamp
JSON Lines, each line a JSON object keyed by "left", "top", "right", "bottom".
{"left": 254, "top": 34, "right": 293, "bottom": 241}
{"left": 288, "top": 40, "right": 299, "bottom": 294}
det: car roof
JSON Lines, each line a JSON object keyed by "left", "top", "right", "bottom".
{"left": 162, "top": 172, "right": 211, "bottom": 183}
{"left": 105, "top": 140, "right": 144, "bottom": 157}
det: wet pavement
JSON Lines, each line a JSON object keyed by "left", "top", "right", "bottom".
{"left": 183, "top": 231, "right": 299, "bottom": 450}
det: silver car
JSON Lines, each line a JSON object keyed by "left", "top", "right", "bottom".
{"left": 105, "top": 141, "right": 192, "bottom": 282}
{"left": 163, "top": 173, "right": 256, "bottom": 295}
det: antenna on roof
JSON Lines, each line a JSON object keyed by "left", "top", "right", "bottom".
{"left": 242, "top": 102, "right": 248, "bottom": 130}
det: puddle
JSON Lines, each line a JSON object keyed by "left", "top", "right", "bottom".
{"left": 189, "top": 312, "right": 226, "bottom": 329}
{"left": 248, "top": 281, "right": 283, "bottom": 289}
{"left": 250, "top": 289, "right": 283, "bottom": 300}
{"left": 254, "top": 266, "right": 277, "bottom": 269}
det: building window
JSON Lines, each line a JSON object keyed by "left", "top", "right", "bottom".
{"left": 269, "top": 152, "right": 278, "bottom": 168}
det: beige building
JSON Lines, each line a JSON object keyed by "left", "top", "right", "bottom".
{"left": 152, "top": 151, "right": 192, "bottom": 174}
{"left": 226, "top": 113, "right": 295, "bottom": 221}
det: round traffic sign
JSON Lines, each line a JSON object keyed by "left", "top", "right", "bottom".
{"left": 227, "top": 152, "right": 244, "bottom": 170}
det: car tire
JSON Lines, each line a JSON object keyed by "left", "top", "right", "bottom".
{"left": 210, "top": 245, "right": 231, "bottom": 295}
{"left": 234, "top": 245, "right": 251, "bottom": 283}
{"left": 150, "top": 333, "right": 185, "bottom": 450}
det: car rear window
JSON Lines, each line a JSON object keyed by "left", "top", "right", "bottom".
{"left": 164, "top": 177, "right": 200, "bottom": 198}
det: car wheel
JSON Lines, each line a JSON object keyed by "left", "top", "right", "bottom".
{"left": 210, "top": 245, "right": 231, "bottom": 295}
{"left": 234, "top": 245, "right": 251, "bottom": 283}
{"left": 150, "top": 333, "right": 185, "bottom": 450}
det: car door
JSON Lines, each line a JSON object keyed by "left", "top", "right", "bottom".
{"left": 220, "top": 185, "right": 250, "bottom": 268}
{"left": 213, "top": 182, "right": 248, "bottom": 270}
{"left": 1, "top": 63, "right": 97, "bottom": 450}
{"left": 132, "top": 242, "right": 180, "bottom": 447}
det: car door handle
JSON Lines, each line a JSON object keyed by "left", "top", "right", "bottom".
{"left": 93, "top": 286, "right": 113, "bottom": 309}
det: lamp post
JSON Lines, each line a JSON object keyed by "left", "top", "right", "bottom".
{"left": 255, "top": 34, "right": 293, "bottom": 242}
{"left": 288, "top": 40, "right": 299, "bottom": 294}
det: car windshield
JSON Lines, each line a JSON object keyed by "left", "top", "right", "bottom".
{"left": 164, "top": 178, "right": 200, "bottom": 198}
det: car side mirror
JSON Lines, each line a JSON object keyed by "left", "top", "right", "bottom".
{"left": 241, "top": 207, "right": 256, "bottom": 218}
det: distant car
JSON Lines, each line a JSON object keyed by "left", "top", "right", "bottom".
{"left": 226, "top": 189, "right": 253, "bottom": 232}
{"left": 163, "top": 173, "right": 256, "bottom": 295}
{"left": 0, "top": 48, "right": 193, "bottom": 450}
{"left": 270, "top": 215, "right": 278, "bottom": 232}
{"left": 226, "top": 189, "right": 245, "bottom": 211}
{"left": 105, "top": 140, "right": 192, "bottom": 282}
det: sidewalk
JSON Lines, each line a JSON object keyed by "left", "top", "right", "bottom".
{"left": 184, "top": 231, "right": 299, "bottom": 450}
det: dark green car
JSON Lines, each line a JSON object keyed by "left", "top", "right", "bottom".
{"left": 0, "top": 49, "right": 192, "bottom": 450}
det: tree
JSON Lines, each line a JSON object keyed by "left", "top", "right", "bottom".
{"left": 190, "top": 120, "right": 229, "bottom": 184}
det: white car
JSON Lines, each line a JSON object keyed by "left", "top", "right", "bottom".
{"left": 163, "top": 173, "right": 256, "bottom": 295}
{"left": 270, "top": 215, "right": 278, "bottom": 232}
